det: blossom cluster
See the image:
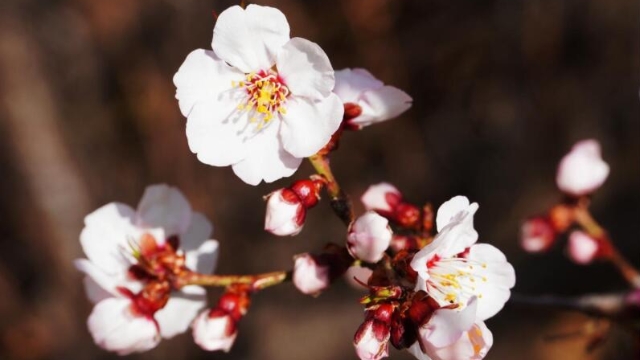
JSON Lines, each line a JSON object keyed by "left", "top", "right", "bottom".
{"left": 74, "top": 4, "right": 517, "bottom": 360}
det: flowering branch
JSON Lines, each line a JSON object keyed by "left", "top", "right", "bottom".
{"left": 176, "top": 270, "right": 290, "bottom": 291}
{"left": 308, "top": 153, "right": 354, "bottom": 226}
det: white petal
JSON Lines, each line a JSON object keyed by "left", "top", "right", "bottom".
{"left": 264, "top": 189, "right": 305, "bottom": 236}
{"left": 420, "top": 297, "right": 477, "bottom": 348}
{"left": 466, "top": 244, "right": 516, "bottom": 320}
{"left": 185, "top": 240, "right": 220, "bottom": 274}
{"left": 407, "top": 341, "right": 432, "bottom": 360}
{"left": 293, "top": 253, "right": 330, "bottom": 295}
{"left": 75, "top": 259, "right": 120, "bottom": 300}
{"left": 192, "top": 312, "right": 237, "bottom": 352}
{"left": 436, "top": 196, "right": 471, "bottom": 232}
{"left": 135, "top": 184, "right": 192, "bottom": 237}
{"left": 80, "top": 203, "right": 136, "bottom": 275}
{"left": 556, "top": 139, "right": 609, "bottom": 196}
{"left": 280, "top": 94, "right": 344, "bottom": 158}
{"left": 212, "top": 4, "right": 290, "bottom": 73}
{"left": 351, "top": 86, "right": 412, "bottom": 127}
{"left": 347, "top": 211, "right": 393, "bottom": 263}
{"left": 173, "top": 49, "right": 244, "bottom": 117}
{"left": 334, "top": 68, "right": 384, "bottom": 103}
{"left": 232, "top": 122, "right": 303, "bottom": 185}
{"left": 180, "top": 212, "right": 213, "bottom": 251}
{"left": 155, "top": 285, "right": 207, "bottom": 339}
{"left": 567, "top": 231, "right": 599, "bottom": 265}
{"left": 430, "top": 321, "right": 493, "bottom": 360}
{"left": 186, "top": 98, "right": 251, "bottom": 167}
{"left": 277, "top": 38, "right": 335, "bottom": 100}
{"left": 88, "top": 298, "right": 160, "bottom": 355}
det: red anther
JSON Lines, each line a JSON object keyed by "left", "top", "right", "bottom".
{"left": 290, "top": 179, "right": 321, "bottom": 208}
{"left": 394, "top": 203, "right": 421, "bottom": 228}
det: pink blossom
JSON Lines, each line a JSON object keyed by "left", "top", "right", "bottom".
{"left": 292, "top": 253, "right": 330, "bottom": 295}
{"left": 556, "top": 139, "right": 610, "bottom": 196}
{"left": 347, "top": 212, "right": 393, "bottom": 263}
{"left": 567, "top": 230, "right": 600, "bottom": 265}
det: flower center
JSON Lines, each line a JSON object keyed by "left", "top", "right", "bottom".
{"left": 232, "top": 70, "right": 289, "bottom": 130}
{"left": 425, "top": 256, "right": 488, "bottom": 306}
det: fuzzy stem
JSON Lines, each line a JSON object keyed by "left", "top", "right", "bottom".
{"left": 177, "top": 270, "right": 290, "bottom": 291}
{"left": 308, "top": 153, "right": 354, "bottom": 226}
{"left": 573, "top": 205, "right": 640, "bottom": 289}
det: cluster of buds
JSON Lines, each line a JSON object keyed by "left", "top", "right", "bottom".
{"left": 192, "top": 288, "right": 251, "bottom": 352}
{"left": 521, "top": 139, "right": 612, "bottom": 265}
{"left": 264, "top": 177, "right": 326, "bottom": 236}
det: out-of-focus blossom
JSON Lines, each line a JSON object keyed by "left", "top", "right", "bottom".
{"left": 567, "top": 230, "right": 600, "bottom": 265}
{"left": 411, "top": 196, "right": 516, "bottom": 321}
{"left": 520, "top": 216, "right": 557, "bottom": 253}
{"left": 556, "top": 139, "right": 610, "bottom": 196}
{"left": 334, "top": 68, "right": 412, "bottom": 129}
{"left": 75, "top": 184, "right": 219, "bottom": 354}
{"left": 192, "top": 310, "right": 237, "bottom": 352}
{"left": 347, "top": 211, "right": 393, "bottom": 263}
{"left": 174, "top": 4, "right": 343, "bottom": 185}
{"left": 292, "top": 253, "right": 331, "bottom": 295}
{"left": 264, "top": 189, "right": 305, "bottom": 236}
{"left": 361, "top": 183, "right": 402, "bottom": 215}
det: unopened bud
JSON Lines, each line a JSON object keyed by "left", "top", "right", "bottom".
{"left": 264, "top": 189, "right": 305, "bottom": 236}
{"left": 556, "top": 139, "right": 610, "bottom": 197}
{"left": 292, "top": 253, "right": 331, "bottom": 295}
{"left": 567, "top": 231, "right": 600, "bottom": 265}
{"left": 361, "top": 183, "right": 402, "bottom": 215}
{"left": 521, "top": 216, "right": 556, "bottom": 253}
{"left": 347, "top": 212, "right": 393, "bottom": 263}
{"left": 354, "top": 319, "right": 390, "bottom": 360}
{"left": 290, "top": 178, "right": 324, "bottom": 208}
{"left": 394, "top": 203, "right": 420, "bottom": 228}
{"left": 192, "top": 310, "right": 237, "bottom": 352}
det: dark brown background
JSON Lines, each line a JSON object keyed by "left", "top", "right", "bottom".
{"left": 0, "top": 0, "right": 638, "bottom": 359}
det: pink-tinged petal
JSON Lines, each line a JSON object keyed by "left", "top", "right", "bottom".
{"left": 135, "top": 184, "right": 192, "bottom": 237}
{"left": 465, "top": 244, "right": 516, "bottom": 320}
{"left": 192, "top": 311, "right": 237, "bottom": 352}
{"left": 567, "top": 231, "right": 599, "bottom": 265}
{"left": 173, "top": 49, "right": 244, "bottom": 117}
{"left": 75, "top": 259, "right": 120, "bottom": 300}
{"left": 293, "top": 253, "right": 330, "bottom": 295}
{"left": 80, "top": 203, "right": 136, "bottom": 275}
{"left": 185, "top": 240, "right": 220, "bottom": 275}
{"left": 186, "top": 98, "right": 250, "bottom": 167}
{"left": 435, "top": 196, "right": 471, "bottom": 232}
{"left": 347, "top": 211, "right": 393, "bottom": 263}
{"left": 407, "top": 342, "right": 431, "bottom": 360}
{"left": 430, "top": 321, "right": 493, "bottom": 360}
{"left": 231, "top": 122, "right": 303, "bottom": 185}
{"left": 212, "top": 5, "right": 290, "bottom": 73}
{"left": 520, "top": 217, "right": 556, "bottom": 253}
{"left": 556, "top": 139, "right": 609, "bottom": 196}
{"left": 280, "top": 94, "right": 344, "bottom": 158}
{"left": 334, "top": 68, "right": 384, "bottom": 103}
{"left": 88, "top": 297, "right": 160, "bottom": 355}
{"left": 419, "top": 297, "right": 478, "bottom": 348}
{"left": 264, "top": 189, "right": 305, "bottom": 236}
{"left": 181, "top": 212, "right": 213, "bottom": 252}
{"left": 353, "top": 320, "right": 390, "bottom": 360}
{"left": 361, "top": 183, "right": 402, "bottom": 213}
{"left": 155, "top": 285, "right": 207, "bottom": 339}
{"left": 277, "top": 37, "right": 335, "bottom": 100}
{"left": 351, "top": 86, "right": 412, "bottom": 127}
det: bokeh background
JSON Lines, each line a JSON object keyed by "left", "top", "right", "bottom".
{"left": 0, "top": 0, "right": 638, "bottom": 359}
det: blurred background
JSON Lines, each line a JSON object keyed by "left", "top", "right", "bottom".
{"left": 0, "top": 0, "right": 638, "bottom": 359}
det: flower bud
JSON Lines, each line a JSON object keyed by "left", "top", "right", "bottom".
{"left": 192, "top": 310, "right": 237, "bottom": 352}
{"left": 290, "top": 178, "right": 324, "bottom": 208}
{"left": 264, "top": 189, "right": 305, "bottom": 236}
{"left": 293, "top": 253, "right": 331, "bottom": 295}
{"left": 520, "top": 216, "right": 556, "bottom": 253}
{"left": 361, "top": 183, "right": 402, "bottom": 215}
{"left": 347, "top": 212, "right": 393, "bottom": 263}
{"left": 354, "top": 319, "right": 390, "bottom": 360}
{"left": 567, "top": 231, "right": 600, "bottom": 265}
{"left": 556, "top": 139, "right": 610, "bottom": 197}
{"left": 394, "top": 203, "right": 420, "bottom": 228}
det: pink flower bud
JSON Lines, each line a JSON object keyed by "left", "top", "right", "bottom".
{"left": 264, "top": 189, "right": 305, "bottom": 236}
{"left": 292, "top": 253, "right": 330, "bottom": 295}
{"left": 192, "top": 310, "right": 237, "bottom": 352}
{"left": 556, "top": 139, "right": 610, "bottom": 196}
{"left": 354, "top": 319, "right": 390, "bottom": 360}
{"left": 361, "top": 183, "right": 402, "bottom": 214}
{"left": 567, "top": 230, "right": 599, "bottom": 265}
{"left": 520, "top": 217, "right": 556, "bottom": 253}
{"left": 348, "top": 212, "right": 393, "bottom": 263}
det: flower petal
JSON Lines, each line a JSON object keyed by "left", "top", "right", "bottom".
{"left": 231, "top": 122, "right": 303, "bottom": 185}
{"left": 155, "top": 285, "right": 207, "bottom": 339}
{"left": 466, "top": 244, "right": 516, "bottom": 320}
{"left": 436, "top": 196, "right": 471, "bottom": 232}
{"left": 173, "top": 49, "right": 243, "bottom": 117}
{"left": 185, "top": 240, "right": 220, "bottom": 275}
{"left": 277, "top": 38, "right": 335, "bottom": 100}
{"left": 75, "top": 259, "right": 120, "bottom": 300}
{"left": 80, "top": 203, "right": 136, "bottom": 275}
{"left": 334, "top": 68, "right": 383, "bottom": 103}
{"left": 212, "top": 4, "right": 290, "bottom": 73}
{"left": 351, "top": 86, "right": 412, "bottom": 127}
{"left": 430, "top": 321, "right": 493, "bottom": 360}
{"left": 280, "top": 94, "right": 343, "bottom": 158}
{"left": 556, "top": 139, "right": 610, "bottom": 196}
{"left": 135, "top": 184, "right": 192, "bottom": 237}
{"left": 420, "top": 297, "right": 478, "bottom": 348}
{"left": 181, "top": 212, "right": 213, "bottom": 252}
